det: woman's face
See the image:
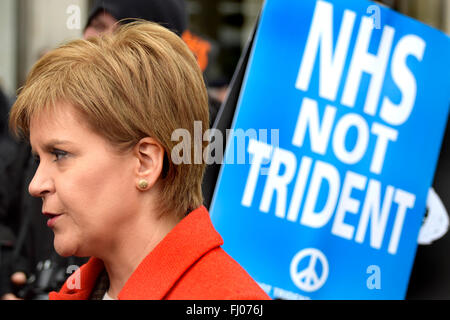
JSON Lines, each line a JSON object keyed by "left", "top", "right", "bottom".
{"left": 29, "top": 103, "right": 138, "bottom": 258}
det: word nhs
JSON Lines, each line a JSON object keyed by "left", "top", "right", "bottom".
{"left": 242, "top": 1, "right": 426, "bottom": 255}
{"left": 297, "top": 0, "right": 424, "bottom": 126}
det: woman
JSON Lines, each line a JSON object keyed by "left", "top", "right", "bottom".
{"left": 9, "top": 22, "right": 269, "bottom": 300}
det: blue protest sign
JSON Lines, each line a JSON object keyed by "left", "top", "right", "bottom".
{"left": 209, "top": 0, "right": 450, "bottom": 299}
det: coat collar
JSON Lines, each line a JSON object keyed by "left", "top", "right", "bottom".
{"left": 49, "top": 206, "right": 224, "bottom": 300}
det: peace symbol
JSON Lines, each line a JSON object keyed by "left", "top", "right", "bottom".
{"left": 290, "top": 248, "right": 329, "bottom": 292}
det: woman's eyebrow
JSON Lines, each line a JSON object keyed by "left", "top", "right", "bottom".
{"left": 33, "top": 140, "right": 74, "bottom": 154}
{"left": 43, "top": 139, "right": 73, "bottom": 148}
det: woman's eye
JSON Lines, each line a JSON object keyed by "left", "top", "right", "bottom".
{"left": 52, "top": 149, "right": 68, "bottom": 162}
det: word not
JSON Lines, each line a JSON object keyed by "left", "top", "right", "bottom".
{"left": 292, "top": 97, "right": 398, "bottom": 175}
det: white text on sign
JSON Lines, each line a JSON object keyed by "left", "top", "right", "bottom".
{"left": 241, "top": 0, "right": 424, "bottom": 255}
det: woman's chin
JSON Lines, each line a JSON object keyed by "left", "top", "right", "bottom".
{"left": 53, "top": 237, "right": 78, "bottom": 258}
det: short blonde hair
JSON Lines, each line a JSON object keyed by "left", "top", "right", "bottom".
{"left": 9, "top": 21, "right": 209, "bottom": 217}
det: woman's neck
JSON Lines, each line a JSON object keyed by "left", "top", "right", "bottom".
{"left": 100, "top": 209, "right": 182, "bottom": 299}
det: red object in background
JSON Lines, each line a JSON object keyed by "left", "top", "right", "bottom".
{"left": 182, "top": 30, "right": 212, "bottom": 72}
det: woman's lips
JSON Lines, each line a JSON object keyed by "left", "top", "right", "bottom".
{"left": 43, "top": 213, "right": 63, "bottom": 228}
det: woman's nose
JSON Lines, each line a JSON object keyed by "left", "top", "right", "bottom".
{"left": 28, "top": 164, "right": 54, "bottom": 198}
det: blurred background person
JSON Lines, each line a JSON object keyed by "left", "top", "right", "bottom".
{"left": 84, "top": 0, "right": 187, "bottom": 36}
{"left": 84, "top": 0, "right": 222, "bottom": 127}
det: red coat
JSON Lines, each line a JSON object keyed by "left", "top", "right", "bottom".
{"left": 49, "top": 206, "right": 270, "bottom": 300}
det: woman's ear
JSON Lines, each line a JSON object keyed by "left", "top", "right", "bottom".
{"left": 133, "top": 137, "right": 165, "bottom": 191}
